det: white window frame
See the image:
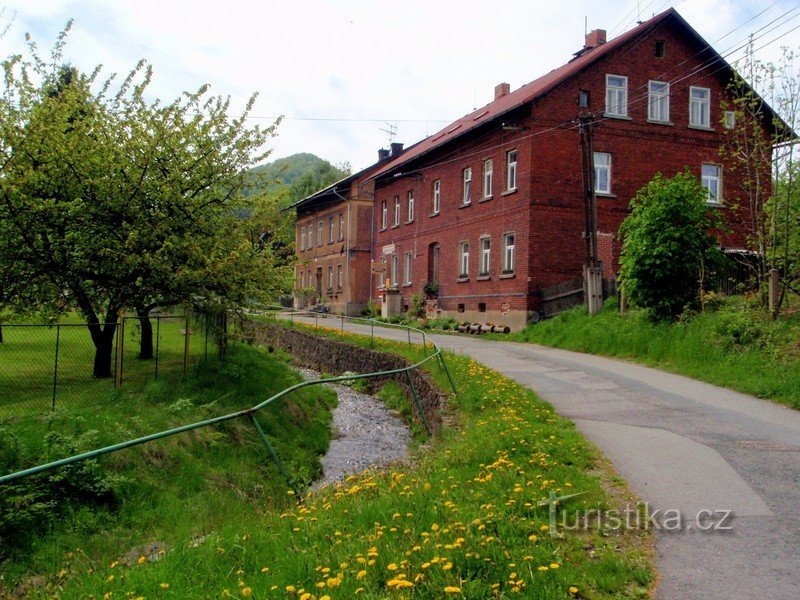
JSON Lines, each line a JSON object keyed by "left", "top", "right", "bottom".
{"left": 404, "top": 251, "right": 412, "bottom": 285}
{"left": 648, "top": 80, "right": 670, "bottom": 122}
{"left": 298, "top": 269, "right": 304, "bottom": 288}
{"left": 394, "top": 195, "right": 400, "bottom": 226}
{"left": 300, "top": 227, "right": 306, "bottom": 250}
{"left": 407, "top": 190, "right": 414, "bottom": 222}
{"left": 462, "top": 167, "right": 472, "bottom": 205}
{"left": 390, "top": 254, "right": 399, "bottom": 286}
{"left": 317, "top": 221, "right": 323, "bottom": 246}
{"left": 724, "top": 110, "right": 736, "bottom": 130}
{"left": 701, "top": 164, "right": 722, "bottom": 204}
{"left": 327, "top": 266, "right": 334, "bottom": 290}
{"left": 308, "top": 224, "right": 314, "bottom": 248}
{"left": 459, "top": 241, "right": 470, "bottom": 278}
{"left": 506, "top": 150, "right": 517, "bottom": 191}
{"left": 337, "top": 264, "right": 343, "bottom": 289}
{"left": 338, "top": 213, "right": 344, "bottom": 241}
{"left": 328, "top": 216, "right": 334, "bottom": 243}
{"left": 483, "top": 159, "right": 493, "bottom": 198}
{"left": 690, "top": 86, "right": 711, "bottom": 128}
{"left": 381, "top": 200, "right": 387, "bottom": 229}
{"left": 479, "top": 237, "right": 491, "bottom": 276}
{"left": 594, "top": 152, "right": 611, "bottom": 195}
{"left": 432, "top": 180, "right": 441, "bottom": 214}
{"left": 503, "top": 233, "right": 515, "bottom": 273}
{"left": 605, "top": 74, "right": 628, "bottom": 117}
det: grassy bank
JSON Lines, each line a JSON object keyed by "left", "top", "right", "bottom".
{"left": 503, "top": 296, "right": 800, "bottom": 409}
{"left": 0, "top": 344, "right": 336, "bottom": 590}
{"left": 27, "top": 321, "right": 655, "bottom": 599}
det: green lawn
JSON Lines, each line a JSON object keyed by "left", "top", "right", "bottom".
{"left": 498, "top": 295, "right": 800, "bottom": 410}
{"left": 0, "top": 315, "right": 215, "bottom": 420}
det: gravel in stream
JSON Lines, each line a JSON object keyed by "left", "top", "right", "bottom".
{"left": 298, "top": 368, "right": 411, "bottom": 489}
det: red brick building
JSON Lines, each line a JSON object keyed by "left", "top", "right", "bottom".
{"left": 291, "top": 145, "right": 404, "bottom": 315}
{"left": 365, "top": 8, "right": 774, "bottom": 328}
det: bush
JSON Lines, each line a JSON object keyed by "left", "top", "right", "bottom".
{"left": 619, "top": 171, "right": 725, "bottom": 320}
{"left": 409, "top": 293, "right": 425, "bottom": 319}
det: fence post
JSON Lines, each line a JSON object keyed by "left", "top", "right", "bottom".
{"left": 154, "top": 317, "right": 161, "bottom": 380}
{"left": 183, "top": 309, "right": 192, "bottom": 376}
{"left": 115, "top": 314, "right": 125, "bottom": 388}
{"left": 404, "top": 370, "right": 432, "bottom": 436}
{"left": 250, "top": 413, "right": 295, "bottom": 492}
{"left": 52, "top": 325, "right": 61, "bottom": 411}
{"left": 437, "top": 351, "right": 460, "bottom": 401}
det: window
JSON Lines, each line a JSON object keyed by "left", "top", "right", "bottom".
{"left": 298, "top": 269, "right": 304, "bottom": 288}
{"left": 690, "top": 86, "right": 711, "bottom": 128}
{"left": 394, "top": 195, "right": 400, "bottom": 226}
{"left": 648, "top": 81, "right": 670, "bottom": 122}
{"left": 506, "top": 150, "right": 517, "bottom": 191}
{"left": 308, "top": 225, "right": 314, "bottom": 248}
{"left": 483, "top": 159, "right": 493, "bottom": 198}
{"left": 337, "top": 264, "right": 343, "bottom": 289}
{"left": 317, "top": 221, "right": 323, "bottom": 246}
{"left": 503, "top": 233, "right": 515, "bottom": 273}
{"left": 381, "top": 200, "right": 387, "bottom": 229}
{"left": 701, "top": 164, "right": 722, "bottom": 204}
{"left": 404, "top": 251, "right": 413, "bottom": 285}
{"left": 329, "top": 216, "right": 334, "bottom": 243}
{"left": 605, "top": 74, "right": 628, "bottom": 116}
{"left": 578, "top": 89, "right": 590, "bottom": 109}
{"left": 327, "top": 266, "right": 334, "bottom": 290}
{"left": 479, "top": 237, "right": 491, "bottom": 276}
{"left": 300, "top": 227, "right": 306, "bottom": 250}
{"left": 594, "top": 152, "right": 611, "bottom": 194}
{"left": 338, "top": 213, "right": 344, "bottom": 240}
{"left": 390, "top": 254, "right": 399, "bottom": 286}
{"left": 478, "top": 302, "right": 486, "bottom": 313}
{"left": 655, "top": 40, "right": 666, "bottom": 58}
{"left": 407, "top": 190, "right": 415, "bottom": 222}
{"left": 459, "top": 241, "right": 470, "bottom": 278}
{"left": 432, "top": 180, "right": 441, "bottom": 214}
{"left": 724, "top": 111, "right": 736, "bottom": 130}
{"left": 462, "top": 167, "right": 472, "bottom": 204}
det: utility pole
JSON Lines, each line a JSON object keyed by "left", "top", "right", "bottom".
{"left": 579, "top": 114, "right": 604, "bottom": 315}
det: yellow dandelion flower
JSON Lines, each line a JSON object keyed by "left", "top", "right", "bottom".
{"left": 357, "top": 570, "right": 367, "bottom": 580}
{"left": 159, "top": 583, "right": 170, "bottom": 589}
{"left": 569, "top": 587, "right": 579, "bottom": 595}
{"left": 240, "top": 587, "right": 252, "bottom": 598}
{"left": 550, "top": 563, "right": 560, "bottom": 569}
{"left": 444, "top": 586, "right": 462, "bottom": 593}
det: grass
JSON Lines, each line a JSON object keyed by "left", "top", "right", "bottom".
{"left": 0, "top": 344, "right": 336, "bottom": 590}
{"left": 498, "top": 295, "right": 800, "bottom": 409}
{"left": 22, "top": 320, "right": 656, "bottom": 599}
{"left": 0, "top": 314, "right": 214, "bottom": 420}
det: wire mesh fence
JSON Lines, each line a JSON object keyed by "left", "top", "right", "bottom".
{"left": 0, "top": 312, "right": 227, "bottom": 421}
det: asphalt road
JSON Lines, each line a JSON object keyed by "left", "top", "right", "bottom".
{"left": 295, "top": 315, "right": 800, "bottom": 599}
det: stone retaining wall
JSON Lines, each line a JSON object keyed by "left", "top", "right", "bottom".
{"left": 241, "top": 321, "right": 443, "bottom": 432}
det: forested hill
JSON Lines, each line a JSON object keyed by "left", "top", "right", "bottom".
{"left": 245, "top": 153, "right": 350, "bottom": 204}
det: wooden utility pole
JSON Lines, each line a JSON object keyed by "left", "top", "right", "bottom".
{"left": 579, "top": 114, "right": 603, "bottom": 315}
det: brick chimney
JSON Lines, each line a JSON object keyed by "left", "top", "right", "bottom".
{"left": 378, "top": 148, "right": 390, "bottom": 161}
{"left": 494, "top": 82, "right": 510, "bottom": 100}
{"left": 585, "top": 29, "right": 607, "bottom": 49}
{"left": 390, "top": 142, "right": 404, "bottom": 156}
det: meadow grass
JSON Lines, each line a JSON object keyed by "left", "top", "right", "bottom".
{"left": 29, "top": 321, "right": 655, "bottom": 599}
{"left": 0, "top": 315, "right": 213, "bottom": 419}
{"left": 0, "top": 344, "right": 336, "bottom": 588}
{"left": 499, "top": 296, "right": 800, "bottom": 409}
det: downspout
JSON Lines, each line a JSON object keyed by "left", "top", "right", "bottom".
{"left": 332, "top": 186, "right": 351, "bottom": 315}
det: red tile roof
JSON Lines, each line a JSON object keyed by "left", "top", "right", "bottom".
{"left": 369, "top": 8, "right": 679, "bottom": 180}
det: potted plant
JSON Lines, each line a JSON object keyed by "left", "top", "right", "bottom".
{"left": 423, "top": 280, "right": 439, "bottom": 298}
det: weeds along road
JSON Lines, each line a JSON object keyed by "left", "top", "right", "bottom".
{"left": 293, "top": 316, "right": 800, "bottom": 600}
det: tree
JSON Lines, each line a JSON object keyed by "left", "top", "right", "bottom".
{"left": 619, "top": 171, "right": 725, "bottom": 320}
{"left": 0, "top": 24, "right": 284, "bottom": 376}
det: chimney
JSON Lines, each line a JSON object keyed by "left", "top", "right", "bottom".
{"left": 494, "top": 82, "right": 510, "bottom": 100}
{"left": 585, "top": 29, "right": 607, "bottom": 49}
{"left": 390, "top": 142, "right": 404, "bottom": 156}
{"left": 378, "top": 148, "right": 390, "bottom": 161}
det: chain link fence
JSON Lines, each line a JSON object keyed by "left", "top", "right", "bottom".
{"left": 0, "top": 312, "right": 227, "bottom": 421}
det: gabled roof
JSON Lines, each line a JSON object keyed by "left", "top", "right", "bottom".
{"left": 368, "top": 7, "right": 785, "bottom": 181}
{"left": 286, "top": 158, "right": 386, "bottom": 212}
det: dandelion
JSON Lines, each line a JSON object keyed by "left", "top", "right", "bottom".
{"left": 241, "top": 587, "right": 252, "bottom": 597}
{"left": 444, "top": 586, "right": 462, "bottom": 593}
{"left": 569, "top": 587, "right": 579, "bottom": 595}
{"left": 550, "top": 563, "right": 560, "bottom": 569}
{"left": 159, "top": 583, "right": 170, "bottom": 589}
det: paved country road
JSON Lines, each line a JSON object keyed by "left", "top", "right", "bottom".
{"left": 293, "top": 315, "right": 800, "bottom": 600}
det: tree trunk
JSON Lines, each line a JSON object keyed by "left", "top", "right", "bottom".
{"left": 137, "top": 308, "right": 154, "bottom": 360}
{"left": 88, "top": 321, "right": 117, "bottom": 379}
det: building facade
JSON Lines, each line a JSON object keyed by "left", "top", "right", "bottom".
{"left": 366, "top": 9, "right": 773, "bottom": 328}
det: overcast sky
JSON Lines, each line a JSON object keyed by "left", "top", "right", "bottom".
{"left": 3, "top": 1, "right": 799, "bottom": 172}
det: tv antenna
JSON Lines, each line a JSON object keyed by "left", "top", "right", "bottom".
{"left": 379, "top": 122, "right": 397, "bottom": 145}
